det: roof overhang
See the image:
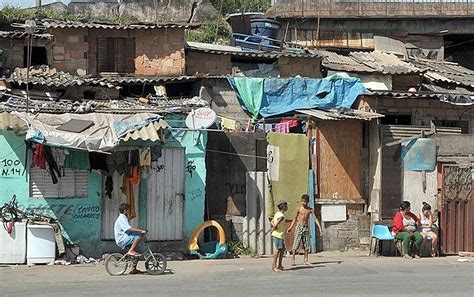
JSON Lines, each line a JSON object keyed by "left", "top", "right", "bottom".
{"left": 297, "top": 108, "right": 384, "bottom": 121}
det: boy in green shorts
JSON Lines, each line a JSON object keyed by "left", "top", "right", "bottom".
{"left": 271, "top": 200, "right": 288, "bottom": 272}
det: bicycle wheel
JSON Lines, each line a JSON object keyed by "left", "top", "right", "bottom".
{"left": 105, "top": 253, "right": 129, "bottom": 276}
{"left": 0, "top": 207, "right": 15, "bottom": 222}
{"left": 144, "top": 253, "right": 167, "bottom": 275}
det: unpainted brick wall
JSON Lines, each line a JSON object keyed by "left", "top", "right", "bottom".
{"left": 185, "top": 51, "right": 232, "bottom": 76}
{"left": 50, "top": 27, "right": 186, "bottom": 76}
{"left": 50, "top": 28, "right": 89, "bottom": 75}
{"left": 0, "top": 38, "right": 51, "bottom": 70}
{"left": 278, "top": 56, "right": 322, "bottom": 78}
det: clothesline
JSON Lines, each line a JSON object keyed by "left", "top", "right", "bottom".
{"left": 206, "top": 149, "right": 268, "bottom": 159}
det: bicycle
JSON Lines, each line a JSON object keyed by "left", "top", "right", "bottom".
{"left": 0, "top": 195, "right": 56, "bottom": 224}
{"left": 105, "top": 235, "right": 167, "bottom": 276}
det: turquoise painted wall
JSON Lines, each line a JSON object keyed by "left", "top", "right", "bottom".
{"left": 1, "top": 116, "right": 207, "bottom": 256}
{"left": 0, "top": 130, "right": 105, "bottom": 255}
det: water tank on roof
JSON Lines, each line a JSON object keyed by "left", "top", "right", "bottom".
{"left": 250, "top": 19, "right": 281, "bottom": 40}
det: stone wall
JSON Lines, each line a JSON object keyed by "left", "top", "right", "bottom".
{"left": 67, "top": 0, "right": 220, "bottom": 23}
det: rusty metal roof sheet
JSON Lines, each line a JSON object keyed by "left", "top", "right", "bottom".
{"left": 411, "top": 58, "right": 474, "bottom": 88}
{"left": 349, "top": 51, "right": 422, "bottom": 75}
{"left": 0, "top": 31, "right": 53, "bottom": 40}
{"left": 186, "top": 41, "right": 320, "bottom": 59}
{"left": 39, "top": 19, "right": 199, "bottom": 30}
{"left": 5, "top": 67, "right": 198, "bottom": 89}
{"left": 316, "top": 50, "right": 376, "bottom": 73}
{"left": 297, "top": 108, "right": 384, "bottom": 121}
{"left": 315, "top": 50, "right": 422, "bottom": 75}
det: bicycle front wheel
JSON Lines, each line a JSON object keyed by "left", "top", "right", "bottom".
{"left": 144, "top": 253, "right": 167, "bottom": 275}
{"left": 105, "top": 253, "right": 129, "bottom": 276}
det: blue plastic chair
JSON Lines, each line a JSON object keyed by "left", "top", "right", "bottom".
{"left": 370, "top": 224, "right": 397, "bottom": 256}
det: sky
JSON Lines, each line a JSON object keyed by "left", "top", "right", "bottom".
{"left": 1, "top": 0, "right": 71, "bottom": 8}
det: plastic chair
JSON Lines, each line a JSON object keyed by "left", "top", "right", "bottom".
{"left": 370, "top": 224, "right": 398, "bottom": 256}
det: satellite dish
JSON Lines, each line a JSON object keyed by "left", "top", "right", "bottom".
{"left": 185, "top": 108, "right": 216, "bottom": 130}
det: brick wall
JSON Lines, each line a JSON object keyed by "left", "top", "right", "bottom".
{"left": 50, "top": 28, "right": 89, "bottom": 75}
{"left": 0, "top": 38, "right": 51, "bottom": 70}
{"left": 357, "top": 96, "right": 474, "bottom": 133}
{"left": 278, "top": 56, "right": 322, "bottom": 78}
{"left": 185, "top": 52, "right": 232, "bottom": 76}
{"left": 50, "top": 27, "right": 185, "bottom": 76}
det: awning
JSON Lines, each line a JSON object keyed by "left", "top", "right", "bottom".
{"left": 297, "top": 108, "right": 384, "bottom": 121}
{"left": 10, "top": 112, "right": 169, "bottom": 152}
{"left": 0, "top": 112, "right": 28, "bottom": 133}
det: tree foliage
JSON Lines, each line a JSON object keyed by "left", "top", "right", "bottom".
{"left": 209, "top": 0, "right": 271, "bottom": 15}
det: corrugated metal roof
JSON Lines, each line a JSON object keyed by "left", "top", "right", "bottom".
{"left": 186, "top": 41, "right": 320, "bottom": 59}
{"left": 121, "top": 120, "right": 169, "bottom": 142}
{"left": 5, "top": 67, "right": 198, "bottom": 88}
{"left": 368, "top": 91, "right": 473, "bottom": 106}
{"left": 297, "top": 108, "right": 384, "bottom": 121}
{"left": 412, "top": 58, "right": 474, "bottom": 88}
{"left": 314, "top": 50, "right": 422, "bottom": 75}
{"left": 0, "top": 95, "right": 203, "bottom": 114}
{"left": 317, "top": 50, "right": 375, "bottom": 73}
{"left": 0, "top": 31, "right": 53, "bottom": 40}
{"left": 39, "top": 19, "right": 199, "bottom": 30}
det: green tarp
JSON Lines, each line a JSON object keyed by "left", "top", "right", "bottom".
{"left": 266, "top": 132, "right": 309, "bottom": 217}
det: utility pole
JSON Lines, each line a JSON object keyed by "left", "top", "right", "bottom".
{"left": 36, "top": 0, "right": 42, "bottom": 8}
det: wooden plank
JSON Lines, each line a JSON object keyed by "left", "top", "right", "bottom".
{"left": 319, "top": 121, "right": 363, "bottom": 199}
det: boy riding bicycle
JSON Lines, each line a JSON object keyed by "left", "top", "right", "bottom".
{"left": 114, "top": 203, "right": 147, "bottom": 274}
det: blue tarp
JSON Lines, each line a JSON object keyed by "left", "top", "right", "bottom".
{"left": 113, "top": 115, "right": 163, "bottom": 138}
{"left": 401, "top": 138, "right": 437, "bottom": 171}
{"left": 228, "top": 76, "right": 367, "bottom": 118}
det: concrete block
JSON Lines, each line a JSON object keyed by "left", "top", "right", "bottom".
{"left": 53, "top": 45, "right": 65, "bottom": 55}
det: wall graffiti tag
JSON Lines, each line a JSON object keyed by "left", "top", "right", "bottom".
{"left": 1, "top": 158, "right": 26, "bottom": 177}
{"left": 186, "top": 160, "right": 196, "bottom": 177}
{"left": 24, "top": 203, "right": 101, "bottom": 221}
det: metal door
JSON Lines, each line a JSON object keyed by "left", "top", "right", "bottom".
{"left": 439, "top": 164, "right": 473, "bottom": 254}
{"left": 147, "top": 148, "right": 185, "bottom": 241}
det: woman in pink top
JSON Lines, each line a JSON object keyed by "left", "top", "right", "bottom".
{"left": 419, "top": 202, "right": 438, "bottom": 257}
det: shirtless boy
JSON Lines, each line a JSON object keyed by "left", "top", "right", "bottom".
{"left": 287, "top": 194, "right": 323, "bottom": 266}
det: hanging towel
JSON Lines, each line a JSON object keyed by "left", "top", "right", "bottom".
{"left": 31, "top": 144, "right": 47, "bottom": 169}
{"left": 64, "top": 150, "right": 90, "bottom": 170}
{"left": 121, "top": 177, "right": 136, "bottom": 219}
{"left": 220, "top": 117, "right": 237, "bottom": 131}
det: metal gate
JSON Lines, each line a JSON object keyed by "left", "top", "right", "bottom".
{"left": 439, "top": 164, "right": 473, "bottom": 254}
{"left": 147, "top": 148, "right": 185, "bottom": 241}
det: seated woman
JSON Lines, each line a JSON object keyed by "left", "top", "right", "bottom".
{"left": 391, "top": 201, "right": 423, "bottom": 259}
{"left": 419, "top": 202, "right": 438, "bottom": 257}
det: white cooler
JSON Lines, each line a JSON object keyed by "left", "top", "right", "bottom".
{"left": 0, "top": 222, "right": 27, "bottom": 264}
{"left": 27, "top": 224, "right": 55, "bottom": 265}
